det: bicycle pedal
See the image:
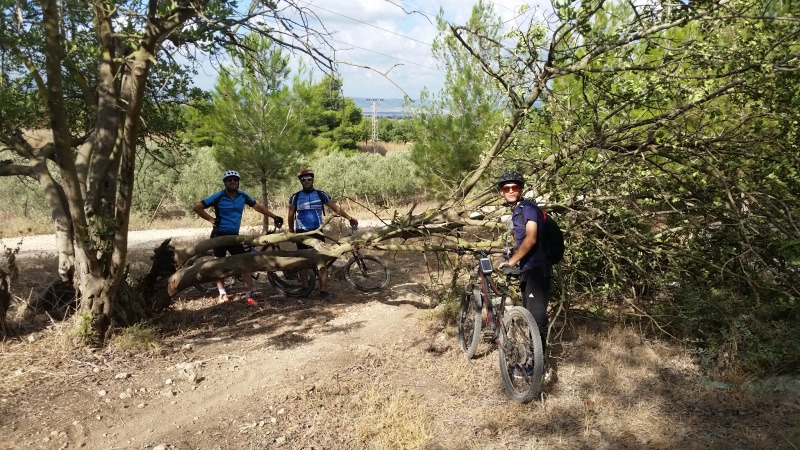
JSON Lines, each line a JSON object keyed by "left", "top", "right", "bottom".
{"left": 482, "top": 330, "right": 496, "bottom": 341}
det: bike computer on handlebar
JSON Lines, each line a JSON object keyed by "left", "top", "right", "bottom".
{"left": 479, "top": 257, "right": 493, "bottom": 274}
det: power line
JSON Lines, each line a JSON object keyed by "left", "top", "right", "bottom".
{"left": 327, "top": 37, "right": 444, "bottom": 73}
{"left": 298, "top": 0, "right": 431, "bottom": 47}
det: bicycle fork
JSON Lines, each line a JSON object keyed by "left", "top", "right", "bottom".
{"left": 480, "top": 276, "right": 502, "bottom": 343}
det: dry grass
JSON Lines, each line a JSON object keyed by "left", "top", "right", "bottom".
{"left": 356, "top": 142, "right": 411, "bottom": 155}
{"left": 353, "top": 388, "right": 435, "bottom": 449}
{"left": 1, "top": 216, "right": 54, "bottom": 238}
{"left": 0, "top": 320, "right": 77, "bottom": 396}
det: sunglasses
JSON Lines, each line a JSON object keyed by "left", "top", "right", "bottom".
{"left": 224, "top": 178, "right": 240, "bottom": 183}
{"left": 299, "top": 176, "right": 314, "bottom": 181}
{"left": 501, "top": 184, "right": 521, "bottom": 194}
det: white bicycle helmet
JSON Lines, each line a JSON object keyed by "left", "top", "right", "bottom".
{"left": 221, "top": 170, "right": 240, "bottom": 181}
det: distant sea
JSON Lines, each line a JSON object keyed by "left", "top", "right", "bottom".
{"left": 350, "top": 97, "right": 415, "bottom": 119}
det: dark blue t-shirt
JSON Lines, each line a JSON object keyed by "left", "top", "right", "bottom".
{"left": 510, "top": 200, "right": 547, "bottom": 271}
{"left": 201, "top": 190, "right": 256, "bottom": 234}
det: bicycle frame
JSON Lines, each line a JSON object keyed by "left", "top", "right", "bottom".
{"left": 470, "top": 253, "right": 508, "bottom": 342}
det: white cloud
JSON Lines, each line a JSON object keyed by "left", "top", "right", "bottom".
{"left": 193, "top": 0, "right": 551, "bottom": 100}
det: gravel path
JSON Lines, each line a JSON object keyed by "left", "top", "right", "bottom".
{"left": 1, "top": 227, "right": 212, "bottom": 259}
{"left": 1, "top": 222, "right": 384, "bottom": 259}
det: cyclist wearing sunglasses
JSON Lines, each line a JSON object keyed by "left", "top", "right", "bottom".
{"left": 495, "top": 170, "right": 551, "bottom": 353}
{"left": 193, "top": 169, "right": 284, "bottom": 305}
{"left": 288, "top": 169, "right": 358, "bottom": 300}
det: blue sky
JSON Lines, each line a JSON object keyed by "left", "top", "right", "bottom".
{"left": 193, "top": 0, "right": 548, "bottom": 100}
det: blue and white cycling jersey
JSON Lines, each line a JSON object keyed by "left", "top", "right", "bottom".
{"left": 201, "top": 189, "right": 256, "bottom": 234}
{"left": 290, "top": 189, "right": 331, "bottom": 231}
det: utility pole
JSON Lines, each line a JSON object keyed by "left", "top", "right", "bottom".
{"left": 365, "top": 98, "right": 383, "bottom": 153}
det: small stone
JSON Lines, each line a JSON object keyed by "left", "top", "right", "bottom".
{"left": 164, "top": 378, "right": 173, "bottom": 385}
{"left": 152, "top": 444, "right": 167, "bottom": 450}
{"left": 119, "top": 392, "right": 131, "bottom": 399}
{"left": 93, "top": 367, "right": 100, "bottom": 373}
{"left": 98, "top": 390, "right": 107, "bottom": 397}
{"left": 137, "top": 403, "right": 146, "bottom": 409}
{"left": 114, "top": 373, "right": 130, "bottom": 379}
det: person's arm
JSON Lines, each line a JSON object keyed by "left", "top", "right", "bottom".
{"left": 193, "top": 201, "right": 215, "bottom": 225}
{"left": 501, "top": 221, "right": 537, "bottom": 268}
{"left": 252, "top": 202, "right": 283, "bottom": 228}
{"left": 252, "top": 202, "right": 280, "bottom": 220}
{"left": 288, "top": 204, "right": 297, "bottom": 232}
{"left": 326, "top": 200, "right": 358, "bottom": 227}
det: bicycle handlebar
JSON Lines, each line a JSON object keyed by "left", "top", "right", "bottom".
{"left": 451, "top": 246, "right": 507, "bottom": 257}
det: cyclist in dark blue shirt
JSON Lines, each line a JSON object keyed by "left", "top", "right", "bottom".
{"left": 193, "top": 170, "right": 283, "bottom": 305}
{"left": 495, "top": 170, "right": 551, "bottom": 352}
{"left": 288, "top": 169, "right": 358, "bottom": 300}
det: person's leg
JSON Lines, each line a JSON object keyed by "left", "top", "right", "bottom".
{"left": 229, "top": 243, "right": 256, "bottom": 303}
{"left": 522, "top": 266, "right": 550, "bottom": 348}
{"left": 213, "top": 241, "right": 229, "bottom": 300}
{"left": 319, "top": 266, "right": 329, "bottom": 292}
{"left": 313, "top": 234, "right": 329, "bottom": 299}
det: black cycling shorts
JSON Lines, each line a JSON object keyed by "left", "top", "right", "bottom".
{"left": 295, "top": 230, "right": 325, "bottom": 250}
{"left": 210, "top": 230, "right": 245, "bottom": 257}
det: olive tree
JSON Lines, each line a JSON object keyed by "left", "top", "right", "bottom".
{"left": 0, "top": 0, "right": 337, "bottom": 345}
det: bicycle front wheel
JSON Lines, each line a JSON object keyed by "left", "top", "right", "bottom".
{"left": 344, "top": 254, "right": 390, "bottom": 291}
{"left": 185, "top": 254, "right": 235, "bottom": 296}
{"left": 458, "top": 286, "right": 482, "bottom": 359}
{"left": 498, "top": 306, "right": 544, "bottom": 403}
{"left": 267, "top": 269, "right": 316, "bottom": 297}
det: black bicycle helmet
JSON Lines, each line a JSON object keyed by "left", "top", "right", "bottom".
{"left": 496, "top": 170, "right": 525, "bottom": 189}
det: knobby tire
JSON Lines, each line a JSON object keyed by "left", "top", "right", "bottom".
{"left": 185, "top": 254, "right": 235, "bottom": 296}
{"left": 267, "top": 269, "right": 316, "bottom": 297}
{"left": 498, "top": 306, "right": 544, "bottom": 403}
{"left": 344, "top": 254, "right": 390, "bottom": 291}
{"left": 458, "top": 286, "right": 483, "bottom": 359}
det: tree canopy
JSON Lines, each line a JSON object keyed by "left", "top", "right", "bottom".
{"left": 0, "top": 0, "right": 339, "bottom": 344}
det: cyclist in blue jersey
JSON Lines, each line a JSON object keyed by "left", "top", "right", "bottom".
{"left": 193, "top": 170, "right": 284, "bottom": 305}
{"left": 288, "top": 169, "right": 358, "bottom": 300}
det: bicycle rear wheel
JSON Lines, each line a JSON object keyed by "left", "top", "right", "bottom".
{"left": 344, "top": 254, "right": 390, "bottom": 291}
{"left": 498, "top": 306, "right": 544, "bottom": 403}
{"left": 185, "top": 254, "right": 235, "bottom": 296}
{"left": 458, "top": 286, "right": 483, "bottom": 359}
{"left": 267, "top": 269, "right": 316, "bottom": 297}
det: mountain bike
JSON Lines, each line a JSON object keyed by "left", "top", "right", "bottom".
{"left": 455, "top": 247, "right": 544, "bottom": 404}
{"left": 267, "top": 226, "right": 390, "bottom": 297}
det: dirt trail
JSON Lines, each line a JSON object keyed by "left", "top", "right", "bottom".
{"left": 2, "top": 239, "right": 799, "bottom": 449}
{"left": 93, "top": 301, "right": 417, "bottom": 449}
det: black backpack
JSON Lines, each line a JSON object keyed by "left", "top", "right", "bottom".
{"left": 539, "top": 209, "right": 565, "bottom": 265}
